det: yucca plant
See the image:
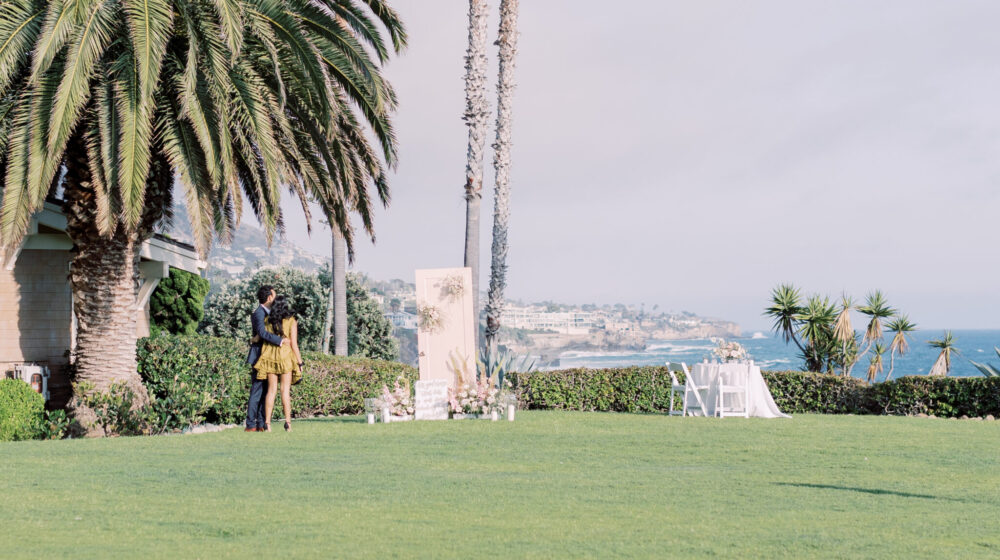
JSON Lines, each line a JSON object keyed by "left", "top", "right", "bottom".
{"left": 865, "top": 342, "right": 886, "bottom": 383}
{"left": 796, "top": 295, "right": 837, "bottom": 373}
{"left": 0, "top": 0, "right": 406, "bottom": 422}
{"left": 764, "top": 284, "right": 806, "bottom": 355}
{"left": 927, "top": 331, "right": 958, "bottom": 376}
{"left": 969, "top": 348, "right": 1000, "bottom": 377}
{"left": 832, "top": 294, "right": 854, "bottom": 375}
{"left": 885, "top": 315, "right": 917, "bottom": 381}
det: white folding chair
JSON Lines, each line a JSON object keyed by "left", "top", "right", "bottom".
{"left": 666, "top": 362, "right": 687, "bottom": 416}
{"left": 716, "top": 362, "right": 750, "bottom": 418}
{"left": 669, "top": 362, "right": 709, "bottom": 416}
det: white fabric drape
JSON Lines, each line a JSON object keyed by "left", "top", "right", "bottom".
{"left": 688, "top": 363, "right": 791, "bottom": 418}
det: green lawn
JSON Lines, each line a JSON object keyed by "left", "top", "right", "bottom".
{"left": 3, "top": 412, "right": 999, "bottom": 559}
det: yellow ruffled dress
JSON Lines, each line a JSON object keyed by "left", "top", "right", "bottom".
{"left": 254, "top": 316, "right": 302, "bottom": 382}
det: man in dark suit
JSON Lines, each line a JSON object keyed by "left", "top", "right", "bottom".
{"left": 245, "top": 285, "right": 288, "bottom": 432}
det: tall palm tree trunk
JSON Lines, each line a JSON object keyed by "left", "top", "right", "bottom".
{"left": 63, "top": 138, "right": 170, "bottom": 432}
{"left": 333, "top": 229, "right": 348, "bottom": 356}
{"left": 463, "top": 0, "right": 490, "bottom": 348}
{"left": 484, "top": 0, "right": 519, "bottom": 348}
{"left": 886, "top": 350, "right": 896, "bottom": 381}
{"left": 321, "top": 236, "right": 335, "bottom": 354}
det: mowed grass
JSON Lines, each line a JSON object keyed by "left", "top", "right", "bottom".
{"left": 3, "top": 412, "right": 999, "bottom": 559}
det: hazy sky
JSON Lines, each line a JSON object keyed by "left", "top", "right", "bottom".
{"left": 275, "top": 0, "right": 1000, "bottom": 331}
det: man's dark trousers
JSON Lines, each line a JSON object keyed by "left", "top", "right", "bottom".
{"left": 245, "top": 373, "right": 267, "bottom": 430}
{"left": 245, "top": 304, "right": 282, "bottom": 429}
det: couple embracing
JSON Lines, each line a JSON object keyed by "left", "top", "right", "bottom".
{"left": 245, "top": 285, "right": 304, "bottom": 432}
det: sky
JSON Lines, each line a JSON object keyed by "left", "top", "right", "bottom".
{"left": 274, "top": 0, "right": 1000, "bottom": 331}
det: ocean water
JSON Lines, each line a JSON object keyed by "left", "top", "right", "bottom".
{"left": 555, "top": 329, "right": 1000, "bottom": 379}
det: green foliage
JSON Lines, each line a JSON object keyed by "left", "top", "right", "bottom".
{"left": 319, "top": 268, "right": 399, "bottom": 361}
{"left": 0, "top": 0, "right": 406, "bottom": 258}
{"left": 201, "top": 267, "right": 397, "bottom": 359}
{"left": 507, "top": 368, "right": 676, "bottom": 413}
{"left": 38, "top": 409, "right": 73, "bottom": 440}
{"left": 765, "top": 285, "right": 910, "bottom": 375}
{"left": 138, "top": 334, "right": 254, "bottom": 424}
{"left": 75, "top": 379, "right": 216, "bottom": 437}
{"left": 200, "top": 267, "right": 327, "bottom": 351}
{"left": 150, "top": 268, "right": 210, "bottom": 335}
{"left": 507, "top": 367, "right": 1000, "bottom": 418}
{"left": 0, "top": 379, "right": 45, "bottom": 441}
{"left": 290, "top": 352, "right": 416, "bottom": 417}
{"left": 137, "top": 334, "right": 416, "bottom": 422}
{"left": 75, "top": 382, "right": 146, "bottom": 437}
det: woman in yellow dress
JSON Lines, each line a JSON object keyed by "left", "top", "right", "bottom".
{"left": 253, "top": 295, "right": 303, "bottom": 431}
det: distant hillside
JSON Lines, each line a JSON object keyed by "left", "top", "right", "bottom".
{"left": 161, "top": 205, "right": 327, "bottom": 277}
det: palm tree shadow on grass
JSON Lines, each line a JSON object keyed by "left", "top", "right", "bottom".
{"left": 774, "top": 482, "right": 973, "bottom": 503}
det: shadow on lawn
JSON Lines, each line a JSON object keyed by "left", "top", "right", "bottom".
{"left": 774, "top": 482, "right": 968, "bottom": 503}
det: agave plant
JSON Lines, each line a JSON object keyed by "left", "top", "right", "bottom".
{"left": 969, "top": 348, "right": 1000, "bottom": 377}
{"left": 478, "top": 343, "right": 536, "bottom": 388}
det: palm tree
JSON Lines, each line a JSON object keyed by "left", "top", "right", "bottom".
{"left": 483, "top": 0, "right": 519, "bottom": 349}
{"left": 928, "top": 331, "right": 958, "bottom": 376}
{"left": 832, "top": 295, "right": 854, "bottom": 375}
{"left": 866, "top": 342, "right": 886, "bottom": 383}
{"left": 764, "top": 284, "right": 806, "bottom": 355}
{"left": 884, "top": 315, "right": 916, "bottom": 381}
{"left": 0, "top": 0, "right": 405, "bottom": 420}
{"left": 462, "top": 0, "right": 490, "bottom": 347}
{"left": 332, "top": 230, "right": 348, "bottom": 355}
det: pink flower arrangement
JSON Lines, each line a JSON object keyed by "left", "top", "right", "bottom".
{"left": 378, "top": 377, "right": 414, "bottom": 416}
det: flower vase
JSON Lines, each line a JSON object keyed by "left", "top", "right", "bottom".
{"left": 490, "top": 409, "right": 499, "bottom": 421}
{"left": 380, "top": 406, "right": 391, "bottom": 423}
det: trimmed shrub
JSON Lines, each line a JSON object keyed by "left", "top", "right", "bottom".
{"left": 507, "top": 367, "right": 674, "bottom": 412}
{"left": 867, "top": 375, "right": 1000, "bottom": 417}
{"left": 0, "top": 379, "right": 45, "bottom": 441}
{"left": 761, "top": 370, "right": 875, "bottom": 414}
{"left": 508, "top": 367, "right": 1000, "bottom": 418}
{"left": 137, "top": 334, "right": 417, "bottom": 422}
{"left": 291, "top": 352, "right": 417, "bottom": 416}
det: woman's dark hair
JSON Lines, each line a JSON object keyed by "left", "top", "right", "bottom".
{"left": 268, "top": 295, "right": 295, "bottom": 336}
{"left": 257, "top": 285, "right": 274, "bottom": 304}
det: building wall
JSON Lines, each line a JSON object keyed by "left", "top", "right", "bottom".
{"left": 0, "top": 249, "right": 73, "bottom": 405}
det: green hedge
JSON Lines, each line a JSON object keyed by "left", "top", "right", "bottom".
{"left": 137, "top": 334, "right": 416, "bottom": 422}
{"left": 0, "top": 379, "right": 45, "bottom": 441}
{"left": 508, "top": 367, "right": 1000, "bottom": 418}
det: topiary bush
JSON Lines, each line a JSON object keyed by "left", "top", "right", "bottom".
{"left": 137, "top": 334, "right": 417, "bottom": 422}
{"left": 0, "top": 379, "right": 45, "bottom": 441}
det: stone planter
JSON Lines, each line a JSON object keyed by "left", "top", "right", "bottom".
{"left": 389, "top": 415, "right": 413, "bottom": 423}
